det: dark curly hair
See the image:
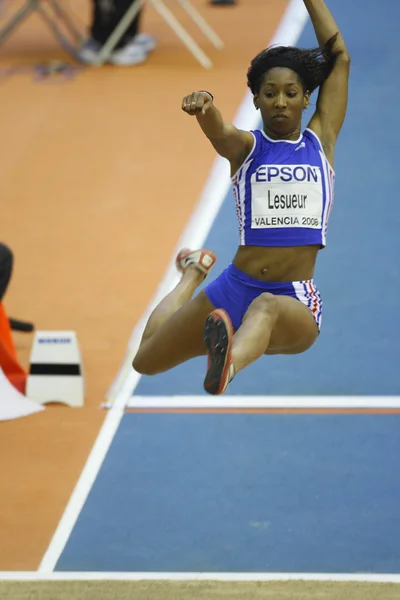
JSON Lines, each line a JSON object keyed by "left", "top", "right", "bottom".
{"left": 247, "top": 33, "right": 340, "bottom": 95}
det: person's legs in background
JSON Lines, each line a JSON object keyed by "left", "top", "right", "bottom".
{"left": 79, "top": 0, "right": 157, "bottom": 66}
{"left": 0, "top": 243, "right": 13, "bottom": 303}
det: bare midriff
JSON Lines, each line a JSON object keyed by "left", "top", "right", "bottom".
{"left": 233, "top": 244, "right": 320, "bottom": 282}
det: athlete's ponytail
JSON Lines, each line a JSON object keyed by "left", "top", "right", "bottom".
{"left": 247, "top": 33, "right": 341, "bottom": 95}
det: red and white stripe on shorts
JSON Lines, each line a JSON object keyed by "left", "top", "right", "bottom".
{"left": 292, "top": 280, "right": 323, "bottom": 330}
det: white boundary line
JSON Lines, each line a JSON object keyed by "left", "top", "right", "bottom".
{"left": 1, "top": 571, "right": 400, "bottom": 583}
{"left": 37, "top": 0, "right": 309, "bottom": 575}
{"left": 126, "top": 395, "right": 400, "bottom": 409}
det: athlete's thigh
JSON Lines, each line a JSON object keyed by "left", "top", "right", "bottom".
{"left": 135, "top": 291, "right": 215, "bottom": 373}
{"left": 266, "top": 295, "right": 319, "bottom": 355}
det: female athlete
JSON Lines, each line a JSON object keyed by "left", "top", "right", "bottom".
{"left": 133, "top": 0, "right": 350, "bottom": 395}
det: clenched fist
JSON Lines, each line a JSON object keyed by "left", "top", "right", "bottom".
{"left": 182, "top": 91, "right": 213, "bottom": 116}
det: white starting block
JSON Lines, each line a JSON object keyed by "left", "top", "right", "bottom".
{"left": 26, "top": 331, "right": 85, "bottom": 407}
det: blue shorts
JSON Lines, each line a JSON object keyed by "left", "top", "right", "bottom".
{"left": 204, "top": 263, "right": 323, "bottom": 331}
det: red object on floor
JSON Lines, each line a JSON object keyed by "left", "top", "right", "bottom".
{"left": 0, "top": 302, "right": 27, "bottom": 394}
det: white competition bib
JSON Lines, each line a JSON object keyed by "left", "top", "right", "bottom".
{"left": 250, "top": 164, "right": 323, "bottom": 229}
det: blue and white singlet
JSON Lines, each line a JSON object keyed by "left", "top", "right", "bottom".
{"left": 232, "top": 127, "right": 335, "bottom": 247}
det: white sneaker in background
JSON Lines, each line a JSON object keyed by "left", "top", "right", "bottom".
{"left": 108, "top": 40, "right": 148, "bottom": 66}
{"left": 78, "top": 39, "right": 102, "bottom": 63}
{"left": 78, "top": 34, "right": 156, "bottom": 66}
{"left": 132, "top": 33, "right": 157, "bottom": 53}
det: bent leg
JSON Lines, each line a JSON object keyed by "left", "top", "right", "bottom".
{"left": 141, "top": 266, "right": 205, "bottom": 343}
{"left": 265, "top": 294, "right": 319, "bottom": 355}
{"left": 133, "top": 291, "right": 214, "bottom": 375}
{"left": 134, "top": 248, "right": 217, "bottom": 375}
{"left": 232, "top": 293, "right": 319, "bottom": 374}
{"left": 140, "top": 247, "right": 216, "bottom": 343}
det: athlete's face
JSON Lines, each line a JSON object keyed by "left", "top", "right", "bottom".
{"left": 253, "top": 67, "right": 310, "bottom": 138}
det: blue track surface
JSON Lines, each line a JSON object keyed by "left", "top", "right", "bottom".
{"left": 57, "top": 413, "right": 400, "bottom": 572}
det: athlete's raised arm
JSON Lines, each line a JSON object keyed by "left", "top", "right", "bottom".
{"left": 305, "top": 0, "right": 350, "bottom": 154}
{"left": 182, "top": 91, "right": 254, "bottom": 171}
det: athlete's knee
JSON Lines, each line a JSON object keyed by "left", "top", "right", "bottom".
{"left": 289, "top": 332, "right": 318, "bottom": 354}
{"left": 132, "top": 348, "right": 158, "bottom": 376}
{"left": 247, "top": 292, "right": 279, "bottom": 320}
{"left": 132, "top": 356, "right": 155, "bottom": 376}
{"left": 132, "top": 349, "right": 154, "bottom": 375}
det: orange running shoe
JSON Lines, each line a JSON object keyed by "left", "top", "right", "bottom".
{"left": 203, "top": 309, "right": 235, "bottom": 395}
{"left": 175, "top": 248, "right": 217, "bottom": 277}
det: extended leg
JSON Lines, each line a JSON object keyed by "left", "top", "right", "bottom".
{"left": 203, "top": 293, "right": 319, "bottom": 394}
{"left": 133, "top": 248, "right": 216, "bottom": 374}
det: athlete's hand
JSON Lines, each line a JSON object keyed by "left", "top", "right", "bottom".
{"left": 181, "top": 91, "right": 213, "bottom": 116}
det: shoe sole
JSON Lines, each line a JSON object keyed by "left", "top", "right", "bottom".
{"left": 203, "top": 309, "right": 233, "bottom": 395}
{"left": 108, "top": 55, "right": 148, "bottom": 66}
{"left": 79, "top": 50, "right": 147, "bottom": 66}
